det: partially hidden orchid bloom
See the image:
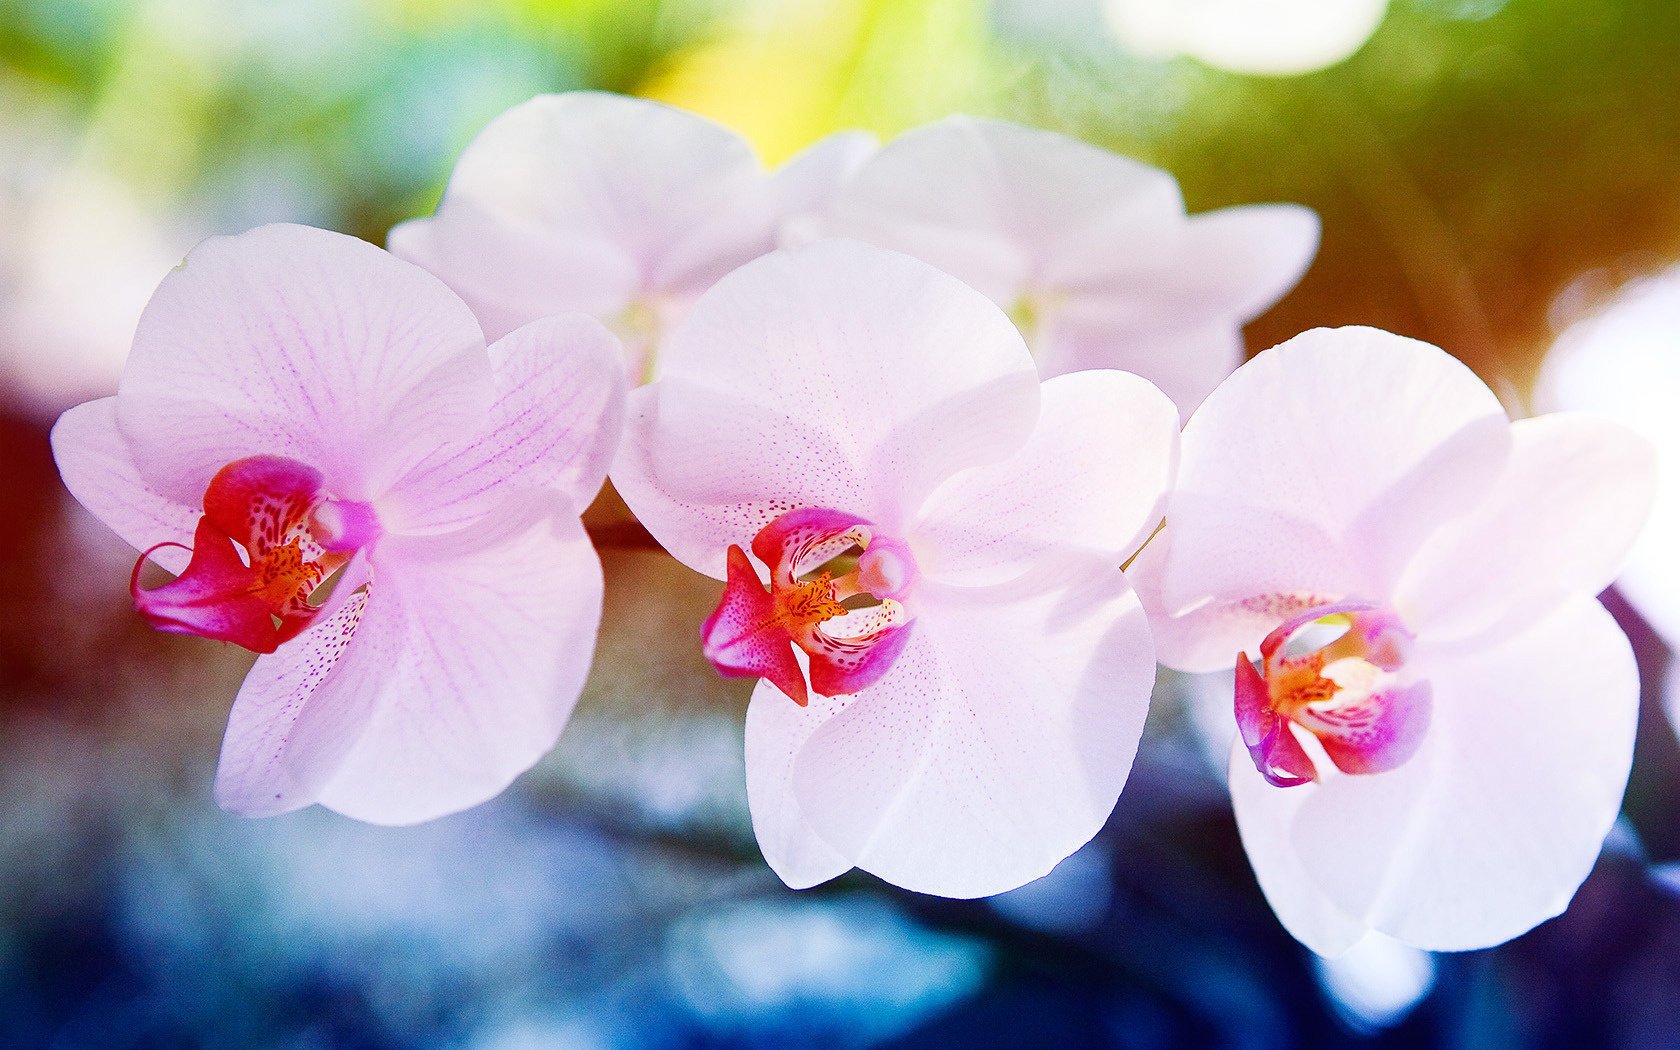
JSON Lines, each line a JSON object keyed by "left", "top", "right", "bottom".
{"left": 389, "top": 90, "right": 875, "bottom": 383}
{"left": 815, "top": 115, "right": 1318, "bottom": 414}
{"left": 1536, "top": 266, "right": 1680, "bottom": 653}
{"left": 1104, "top": 0, "right": 1390, "bottom": 76}
{"left": 612, "top": 238, "right": 1180, "bottom": 898}
{"left": 1130, "top": 326, "right": 1656, "bottom": 955}
{"left": 52, "top": 223, "right": 626, "bottom": 825}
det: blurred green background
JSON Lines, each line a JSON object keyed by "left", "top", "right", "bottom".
{"left": 5, "top": 1, "right": 1680, "bottom": 1047}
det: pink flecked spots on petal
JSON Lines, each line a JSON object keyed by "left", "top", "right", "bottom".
{"left": 1300, "top": 678, "right": 1433, "bottom": 777}
{"left": 215, "top": 582, "right": 375, "bottom": 816}
{"left": 129, "top": 454, "right": 381, "bottom": 654}
{"left": 805, "top": 612, "right": 913, "bottom": 700}
{"left": 201, "top": 455, "right": 326, "bottom": 557}
{"left": 703, "top": 508, "right": 918, "bottom": 705}
{"left": 1236, "top": 601, "right": 1430, "bottom": 787}
{"left": 751, "top": 506, "right": 875, "bottom": 585}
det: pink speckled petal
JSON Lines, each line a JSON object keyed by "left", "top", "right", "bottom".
{"left": 1155, "top": 327, "right": 1511, "bottom": 617}
{"left": 612, "top": 240, "right": 1041, "bottom": 576}
{"left": 384, "top": 312, "right": 627, "bottom": 534}
{"left": 214, "top": 562, "right": 376, "bottom": 816}
{"left": 117, "top": 224, "right": 494, "bottom": 507}
{"left": 313, "top": 499, "right": 602, "bottom": 824}
{"left": 1396, "top": 412, "right": 1656, "bottom": 644}
{"left": 51, "top": 396, "right": 198, "bottom": 574}
{"left": 780, "top": 562, "right": 1154, "bottom": 897}
{"left": 911, "top": 369, "right": 1178, "bottom": 586}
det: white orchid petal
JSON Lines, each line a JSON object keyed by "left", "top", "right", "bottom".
{"left": 782, "top": 566, "right": 1155, "bottom": 898}
{"left": 912, "top": 369, "right": 1179, "bottom": 586}
{"left": 744, "top": 684, "right": 856, "bottom": 889}
{"left": 1105, "top": 0, "right": 1390, "bottom": 76}
{"left": 612, "top": 240, "right": 1041, "bottom": 572}
{"left": 1228, "top": 740, "right": 1371, "bottom": 957}
{"left": 1159, "top": 327, "right": 1512, "bottom": 614}
{"left": 1535, "top": 269, "right": 1680, "bottom": 651}
{"left": 387, "top": 207, "right": 637, "bottom": 344}
{"left": 828, "top": 115, "right": 1183, "bottom": 305}
{"left": 1397, "top": 413, "right": 1656, "bottom": 641}
{"left": 1279, "top": 598, "right": 1636, "bottom": 951}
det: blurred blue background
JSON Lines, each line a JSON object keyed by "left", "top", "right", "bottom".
{"left": 5, "top": 0, "right": 1680, "bottom": 1046}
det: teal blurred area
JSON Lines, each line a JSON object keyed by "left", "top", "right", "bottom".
{"left": 5, "top": 1, "right": 1680, "bottom": 1047}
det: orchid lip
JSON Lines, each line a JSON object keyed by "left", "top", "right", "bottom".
{"left": 130, "top": 455, "right": 380, "bottom": 654}
{"left": 1236, "top": 599, "right": 1432, "bottom": 788}
{"left": 701, "top": 507, "right": 918, "bottom": 706}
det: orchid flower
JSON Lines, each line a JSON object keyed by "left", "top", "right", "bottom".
{"left": 1104, "top": 0, "right": 1391, "bottom": 76}
{"left": 611, "top": 238, "right": 1179, "bottom": 898}
{"left": 51, "top": 223, "right": 625, "bottom": 825}
{"left": 1130, "top": 326, "right": 1655, "bottom": 954}
{"left": 815, "top": 115, "right": 1318, "bottom": 414}
{"left": 389, "top": 90, "right": 874, "bottom": 383}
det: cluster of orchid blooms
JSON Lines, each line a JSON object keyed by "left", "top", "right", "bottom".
{"left": 52, "top": 91, "right": 1657, "bottom": 959}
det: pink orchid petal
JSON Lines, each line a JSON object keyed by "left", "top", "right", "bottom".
{"left": 827, "top": 115, "right": 1184, "bottom": 305}
{"left": 314, "top": 499, "right": 602, "bottom": 825}
{"left": 750, "top": 506, "right": 874, "bottom": 585}
{"left": 780, "top": 564, "right": 1155, "bottom": 897}
{"left": 1396, "top": 412, "right": 1657, "bottom": 644}
{"left": 1235, "top": 655, "right": 1317, "bottom": 787}
{"left": 214, "top": 571, "right": 376, "bottom": 816}
{"left": 911, "top": 369, "right": 1179, "bottom": 586}
{"left": 1226, "top": 740, "right": 1370, "bottom": 957}
{"left": 117, "top": 223, "right": 495, "bottom": 508}
{"left": 1035, "top": 319, "right": 1245, "bottom": 418}
{"left": 702, "top": 511, "right": 914, "bottom": 704}
{"left": 388, "top": 204, "right": 638, "bottom": 344}
{"left": 131, "top": 515, "right": 321, "bottom": 653}
{"left": 744, "top": 685, "right": 855, "bottom": 889}
{"left": 1157, "top": 326, "right": 1512, "bottom": 617}
{"left": 51, "top": 396, "right": 198, "bottom": 574}
{"left": 383, "top": 312, "right": 628, "bottom": 534}
{"left": 611, "top": 240, "right": 1042, "bottom": 571}
{"left": 200, "top": 454, "right": 324, "bottom": 555}
{"left": 1274, "top": 598, "right": 1636, "bottom": 951}
{"left": 801, "top": 613, "right": 914, "bottom": 700}
{"left": 1130, "top": 529, "right": 1338, "bottom": 673}
{"left": 766, "top": 130, "right": 877, "bottom": 243}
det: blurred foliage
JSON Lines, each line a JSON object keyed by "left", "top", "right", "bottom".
{"left": 7, "top": 0, "right": 1679, "bottom": 391}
